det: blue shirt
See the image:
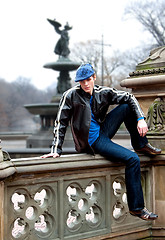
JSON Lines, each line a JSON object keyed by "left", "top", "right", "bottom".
{"left": 88, "top": 96, "right": 100, "bottom": 146}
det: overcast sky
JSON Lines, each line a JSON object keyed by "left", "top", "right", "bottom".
{"left": 0, "top": 0, "right": 151, "bottom": 90}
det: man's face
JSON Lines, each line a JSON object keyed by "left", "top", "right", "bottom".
{"left": 79, "top": 74, "right": 96, "bottom": 95}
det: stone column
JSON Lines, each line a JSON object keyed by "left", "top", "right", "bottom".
{"left": 121, "top": 46, "right": 165, "bottom": 151}
{"left": 121, "top": 46, "right": 165, "bottom": 229}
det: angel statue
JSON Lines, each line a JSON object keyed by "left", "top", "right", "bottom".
{"left": 47, "top": 18, "right": 72, "bottom": 58}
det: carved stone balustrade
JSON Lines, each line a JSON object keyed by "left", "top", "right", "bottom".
{"left": 0, "top": 151, "right": 165, "bottom": 240}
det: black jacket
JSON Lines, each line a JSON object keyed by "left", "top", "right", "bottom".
{"left": 51, "top": 85, "right": 144, "bottom": 155}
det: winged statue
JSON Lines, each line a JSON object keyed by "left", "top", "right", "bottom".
{"left": 47, "top": 18, "right": 72, "bottom": 58}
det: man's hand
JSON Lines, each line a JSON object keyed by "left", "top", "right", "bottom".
{"left": 137, "top": 119, "right": 148, "bottom": 137}
{"left": 40, "top": 153, "right": 60, "bottom": 159}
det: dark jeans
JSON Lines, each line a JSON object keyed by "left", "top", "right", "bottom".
{"left": 92, "top": 104, "right": 148, "bottom": 211}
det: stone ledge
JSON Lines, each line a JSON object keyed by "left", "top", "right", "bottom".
{"left": 0, "top": 153, "right": 164, "bottom": 179}
{"left": 121, "top": 74, "right": 165, "bottom": 88}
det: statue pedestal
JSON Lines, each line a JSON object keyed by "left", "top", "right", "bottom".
{"left": 44, "top": 57, "right": 80, "bottom": 94}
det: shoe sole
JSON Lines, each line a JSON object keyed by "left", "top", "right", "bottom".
{"left": 130, "top": 212, "right": 158, "bottom": 221}
{"left": 135, "top": 150, "right": 161, "bottom": 155}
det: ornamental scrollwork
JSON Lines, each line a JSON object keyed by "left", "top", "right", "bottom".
{"left": 147, "top": 97, "right": 165, "bottom": 133}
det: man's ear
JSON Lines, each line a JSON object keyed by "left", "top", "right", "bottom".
{"left": 93, "top": 74, "right": 96, "bottom": 80}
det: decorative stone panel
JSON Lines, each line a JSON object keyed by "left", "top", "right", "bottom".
{"left": 1, "top": 154, "right": 152, "bottom": 240}
{"left": 7, "top": 181, "right": 58, "bottom": 240}
{"left": 63, "top": 176, "right": 108, "bottom": 238}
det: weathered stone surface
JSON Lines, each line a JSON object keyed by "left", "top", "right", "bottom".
{"left": 0, "top": 153, "right": 165, "bottom": 239}
{"left": 121, "top": 46, "right": 165, "bottom": 150}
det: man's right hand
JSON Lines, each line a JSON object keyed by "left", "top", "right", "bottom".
{"left": 137, "top": 119, "right": 148, "bottom": 137}
{"left": 40, "top": 153, "right": 60, "bottom": 159}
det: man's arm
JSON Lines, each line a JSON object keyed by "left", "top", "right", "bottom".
{"left": 106, "top": 88, "right": 148, "bottom": 136}
{"left": 41, "top": 89, "right": 73, "bottom": 158}
{"left": 51, "top": 91, "right": 73, "bottom": 155}
{"left": 108, "top": 88, "right": 145, "bottom": 120}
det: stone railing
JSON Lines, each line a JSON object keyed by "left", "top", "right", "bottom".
{"left": 0, "top": 149, "right": 165, "bottom": 240}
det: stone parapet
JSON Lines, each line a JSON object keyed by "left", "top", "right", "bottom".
{"left": 0, "top": 153, "right": 164, "bottom": 239}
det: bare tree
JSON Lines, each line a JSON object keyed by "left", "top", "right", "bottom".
{"left": 125, "top": 0, "right": 165, "bottom": 47}
{"left": 0, "top": 77, "right": 55, "bottom": 131}
{"left": 71, "top": 41, "right": 132, "bottom": 87}
{"left": 70, "top": 40, "right": 101, "bottom": 73}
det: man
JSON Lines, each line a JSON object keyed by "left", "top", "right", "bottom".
{"left": 42, "top": 63, "right": 161, "bottom": 221}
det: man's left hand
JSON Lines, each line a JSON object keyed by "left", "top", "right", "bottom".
{"left": 137, "top": 119, "right": 148, "bottom": 137}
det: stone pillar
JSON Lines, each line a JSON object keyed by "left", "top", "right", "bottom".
{"left": 121, "top": 46, "right": 165, "bottom": 230}
{"left": 121, "top": 46, "right": 165, "bottom": 151}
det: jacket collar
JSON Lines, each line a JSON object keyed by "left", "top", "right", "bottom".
{"left": 79, "top": 86, "right": 92, "bottom": 99}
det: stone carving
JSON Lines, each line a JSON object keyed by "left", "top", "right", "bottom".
{"left": 5, "top": 160, "right": 150, "bottom": 239}
{"left": 10, "top": 179, "right": 106, "bottom": 239}
{"left": 140, "top": 46, "right": 165, "bottom": 63}
{"left": 2, "top": 149, "right": 11, "bottom": 161}
{"left": 0, "top": 140, "right": 11, "bottom": 162}
{"left": 129, "top": 46, "right": 165, "bottom": 76}
{"left": 0, "top": 141, "right": 3, "bottom": 162}
{"left": 112, "top": 176, "right": 127, "bottom": 222}
{"left": 47, "top": 18, "right": 72, "bottom": 58}
{"left": 137, "top": 46, "right": 165, "bottom": 69}
{"left": 11, "top": 186, "right": 57, "bottom": 239}
{"left": 147, "top": 97, "right": 165, "bottom": 132}
{"left": 65, "top": 180, "right": 103, "bottom": 233}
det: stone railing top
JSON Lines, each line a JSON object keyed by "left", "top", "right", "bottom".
{"left": 0, "top": 153, "right": 164, "bottom": 180}
{"left": 0, "top": 154, "right": 106, "bottom": 180}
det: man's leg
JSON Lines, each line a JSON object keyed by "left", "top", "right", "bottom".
{"left": 92, "top": 133, "right": 144, "bottom": 211}
{"left": 92, "top": 104, "right": 158, "bottom": 220}
{"left": 101, "top": 104, "right": 161, "bottom": 155}
{"left": 100, "top": 104, "right": 148, "bottom": 150}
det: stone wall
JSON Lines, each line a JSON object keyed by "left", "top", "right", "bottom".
{"left": 0, "top": 152, "right": 164, "bottom": 239}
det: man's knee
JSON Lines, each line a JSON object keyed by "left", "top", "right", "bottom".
{"left": 128, "top": 152, "right": 140, "bottom": 167}
{"left": 121, "top": 103, "right": 131, "bottom": 114}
